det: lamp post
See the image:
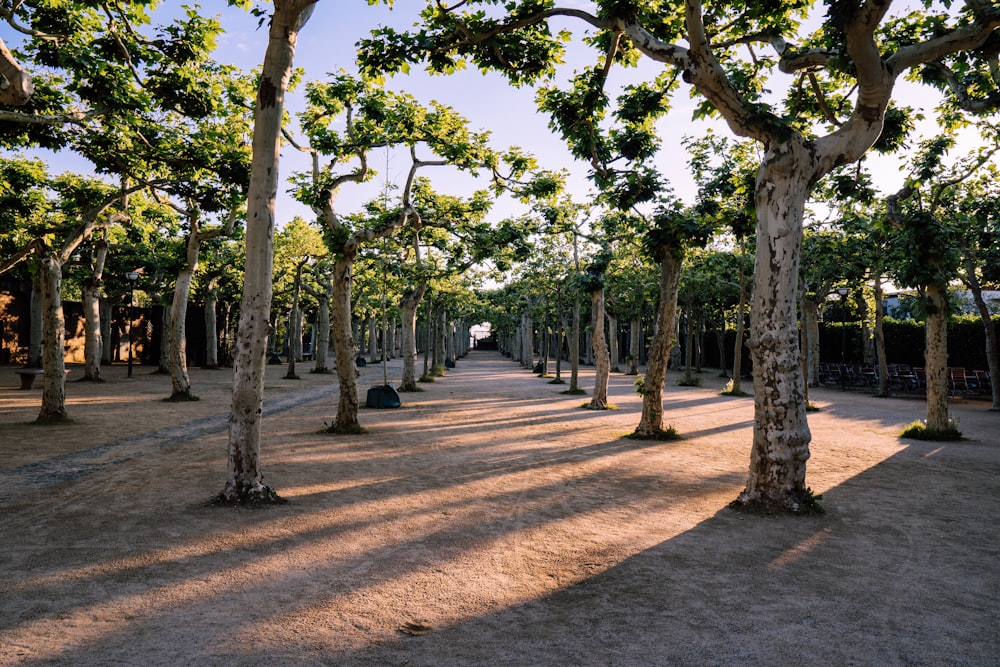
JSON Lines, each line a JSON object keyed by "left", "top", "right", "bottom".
{"left": 126, "top": 271, "right": 139, "bottom": 377}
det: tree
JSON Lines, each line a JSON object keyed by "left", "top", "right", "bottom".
{"left": 798, "top": 227, "right": 869, "bottom": 386}
{"left": 0, "top": 177, "right": 142, "bottom": 421}
{"left": 274, "top": 216, "right": 327, "bottom": 379}
{"left": 291, "top": 73, "right": 556, "bottom": 432}
{"left": 632, "top": 201, "right": 713, "bottom": 437}
{"left": 885, "top": 131, "right": 999, "bottom": 434}
{"left": 220, "top": 0, "right": 317, "bottom": 505}
{"left": 954, "top": 164, "right": 1000, "bottom": 411}
{"left": 579, "top": 248, "right": 614, "bottom": 408}
{"left": 360, "top": 1, "right": 1000, "bottom": 512}
{"left": 161, "top": 205, "right": 241, "bottom": 400}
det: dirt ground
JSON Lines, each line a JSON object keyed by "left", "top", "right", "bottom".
{"left": 0, "top": 352, "right": 997, "bottom": 666}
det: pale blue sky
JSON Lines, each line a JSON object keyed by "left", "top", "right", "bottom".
{"left": 4, "top": 1, "right": 954, "bottom": 230}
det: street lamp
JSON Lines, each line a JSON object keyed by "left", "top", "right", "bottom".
{"left": 126, "top": 271, "right": 139, "bottom": 377}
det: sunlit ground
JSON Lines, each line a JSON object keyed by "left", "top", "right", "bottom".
{"left": 1, "top": 354, "right": 997, "bottom": 665}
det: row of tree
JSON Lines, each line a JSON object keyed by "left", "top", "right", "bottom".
{"left": 2, "top": 1, "right": 998, "bottom": 512}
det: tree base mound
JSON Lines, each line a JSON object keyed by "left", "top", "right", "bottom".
{"left": 164, "top": 392, "right": 200, "bottom": 402}
{"left": 33, "top": 413, "right": 74, "bottom": 425}
{"left": 627, "top": 426, "right": 679, "bottom": 441}
{"left": 560, "top": 388, "right": 586, "bottom": 395}
{"left": 322, "top": 423, "right": 368, "bottom": 435}
{"left": 900, "top": 420, "right": 963, "bottom": 441}
{"left": 210, "top": 485, "right": 286, "bottom": 507}
{"left": 729, "top": 488, "right": 825, "bottom": 515}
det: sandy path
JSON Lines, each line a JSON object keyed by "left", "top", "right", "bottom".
{"left": 0, "top": 352, "right": 997, "bottom": 666}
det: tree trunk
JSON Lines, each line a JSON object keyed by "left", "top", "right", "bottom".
{"left": 37, "top": 255, "right": 69, "bottom": 423}
{"left": 157, "top": 306, "right": 170, "bottom": 374}
{"left": 81, "top": 278, "right": 103, "bottom": 382}
{"left": 801, "top": 298, "right": 820, "bottom": 387}
{"left": 924, "top": 281, "right": 951, "bottom": 431}
{"left": 399, "top": 283, "right": 426, "bottom": 390}
{"left": 683, "top": 310, "right": 694, "bottom": 384}
{"left": 607, "top": 311, "right": 620, "bottom": 373}
{"left": 627, "top": 317, "right": 640, "bottom": 375}
{"left": 312, "top": 279, "right": 332, "bottom": 373}
{"left": 857, "top": 293, "right": 874, "bottom": 365}
{"left": 81, "top": 239, "right": 108, "bottom": 382}
{"left": 569, "top": 297, "right": 581, "bottom": 390}
{"left": 734, "top": 145, "right": 813, "bottom": 513}
{"left": 436, "top": 307, "right": 448, "bottom": 370}
{"left": 28, "top": 275, "right": 42, "bottom": 367}
{"left": 223, "top": 0, "right": 314, "bottom": 504}
{"left": 330, "top": 253, "right": 362, "bottom": 432}
{"left": 964, "top": 259, "right": 1000, "bottom": 411}
{"left": 286, "top": 261, "right": 306, "bottom": 379}
{"left": 633, "top": 251, "right": 681, "bottom": 437}
{"left": 588, "top": 288, "right": 610, "bottom": 409}
{"left": 730, "top": 251, "right": 748, "bottom": 393}
{"left": 873, "top": 275, "right": 889, "bottom": 397}
{"left": 204, "top": 287, "right": 219, "bottom": 368}
{"left": 714, "top": 325, "right": 726, "bottom": 376}
{"left": 367, "top": 315, "right": 379, "bottom": 364}
{"left": 100, "top": 297, "right": 112, "bottom": 365}
{"left": 168, "top": 265, "right": 196, "bottom": 399}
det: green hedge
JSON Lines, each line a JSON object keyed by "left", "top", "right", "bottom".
{"left": 819, "top": 315, "right": 999, "bottom": 369}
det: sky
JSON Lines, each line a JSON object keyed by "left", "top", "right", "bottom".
{"left": 3, "top": 1, "right": 967, "bottom": 231}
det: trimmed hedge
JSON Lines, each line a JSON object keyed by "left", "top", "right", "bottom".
{"left": 818, "top": 315, "right": 999, "bottom": 369}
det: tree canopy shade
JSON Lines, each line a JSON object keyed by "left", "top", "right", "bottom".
{"left": 358, "top": 0, "right": 1000, "bottom": 512}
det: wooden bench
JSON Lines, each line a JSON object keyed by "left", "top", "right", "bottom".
{"left": 15, "top": 368, "right": 44, "bottom": 390}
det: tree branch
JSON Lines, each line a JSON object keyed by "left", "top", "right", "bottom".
{"left": 0, "top": 36, "right": 32, "bottom": 105}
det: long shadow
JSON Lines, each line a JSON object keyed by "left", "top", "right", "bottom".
{"left": 0, "top": 383, "right": 339, "bottom": 504}
{"left": 7, "top": 353, "right": 992, "bottom": 664}
{"left": 0, "top": 439, "right": 740, "bottom": 663}
{"left": 316, "top": 442, "right": 1000, "bottom": 666}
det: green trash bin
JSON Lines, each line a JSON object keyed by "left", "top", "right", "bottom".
{"left": 366, "top": 384, "right": 401, "bottom": 408}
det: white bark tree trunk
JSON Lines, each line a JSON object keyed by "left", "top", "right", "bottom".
{"left": 627, "top": 317, "right": 640, "bottom": 375}
{"left": 311, "top": 274, "right": 332, "bottom": 373}
{"left": 588, "top": 288, "right": 610, "bottom": 409}
{"left": 569, "top": 297, "right": 581, "bottom": 390}
{"left": 330, "top": 253, "right": 362, "bottom": 432}
{"left": 801, "top": 299, "right": 820, "bottom": 387}
{"left": 223, "top": 0, "right": 315, "bottom": 503}
{"left": 924, "top": 281, "right": 951, "bottom": 432}
{"left": 400, "top": 283, "right": 426, "bottom": 390}
{"left": 37, "top": 255, "right": 68, "bottom": 423}
{"left": 964, "top": 259, "right": 1000, "bottom": 411}
{"left": 204, "top": 286, "right": 219, "bottom": 368}
{"left": 873, "top": 275, "right": 890, "bottom": 398}
{"left": 28, "top": 275, "right": 42, "bottom": 367}
{"left": 168, "top": 265, "right": 195, "bottom": 399}
{"left": 81, "top": 239, "right": 108, "bottom": 382}
{"left": 729, "top": 252, "right": 749, "bottom": 393}
{"left": 607, "top": 311, "right": 620, "bottom": 373}
{"left": 100, "top": 297, "right": 112, "bottom": 365}
{"left": 286, "top": 260, "right": 306, "bottom": 379}
{"left": 735, "top": 143, "right": 814, "bottom": 512}
{"left": 634, "top": 251, "right": 681, "bottom": 437}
